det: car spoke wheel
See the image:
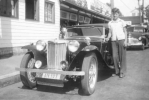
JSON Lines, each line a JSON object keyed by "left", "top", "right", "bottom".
{"left": 20, "top": 53, "right": 36, "bottom": 89}
{"left": 89, "top": 59, "right": 97, "bottom": 89}
{"left": 81, "top": 52, "right": 98, "bottom": 95}
{"left": 27, "top": 58, "right": 36, "bottom": 83}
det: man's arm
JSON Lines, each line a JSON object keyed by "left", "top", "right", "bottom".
{"left": 123, "top": 27, "right": 127, "bottom": 47}
{"left": 105, "top": 29, "right": 112, "bottom": 41}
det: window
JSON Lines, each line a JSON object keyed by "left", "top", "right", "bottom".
{"left": 0, "top": 0, "right": 18, "bottom": 18}
{"left": 127, "top": 27, "right": 134, "bottom": 32}
{"left": 82, "top": 28, "right": 102, "bottom": 36}
{"left": 134, "top": 27, "right": 144, "bottom": 32}
{"left": 26, "top": 0, "right": 39, "bottom": 20}
{"left": 45, "top": 0, "right": 55, "bottom": 23}
{"left": 67, "top": 28, "right": 83, "bottom": 37}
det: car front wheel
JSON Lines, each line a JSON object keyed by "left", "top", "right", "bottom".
{"left": 20, "top": 53, "right": 36, "bottom": 89}
{"left": 81, "top": 52, "right": 98, "bottom": 95}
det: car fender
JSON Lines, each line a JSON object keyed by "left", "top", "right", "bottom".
{"left": 22, "top": 45, "right": 36, "bottom": 51}
{"left": 68, "top": 46, "right": 106, "bottom": 71}
{"left": 80, "top": 45, "right": 111, "bottom": 69}
{"left": 140, "top": 36, "right": 147, "bottom": 44}
{"left": 22, "top": 45, "right": 38, "bottom": 57}
{"left": 81, "top": 45, "right": 98, "bottom": 51}
{"left": 141, "top": 35, "right": 146, "bottom": 39}
{"left": 22, "top": 45, "right": 47, "bottom": 66}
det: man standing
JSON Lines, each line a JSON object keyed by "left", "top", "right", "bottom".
{"left": 106, "top": 8, "right": 127, "bottom": 78}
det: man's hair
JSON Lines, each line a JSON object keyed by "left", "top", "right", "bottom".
{"left": 112, "top": 8, "right": 120, "bottom": 14}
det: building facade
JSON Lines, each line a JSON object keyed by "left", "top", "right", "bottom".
{"left": 0, "top": 0, "right": 111, "bottom": 56}
{"left": 0, "top": 0, "right": 60, "bottom": 47}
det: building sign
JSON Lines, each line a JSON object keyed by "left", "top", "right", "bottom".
{"left": 64, "top": 0, "right": 88, "bottom": 9}
{"left": 79, "top": 15, "right": 84, "bottom": 23}
{"left": 64, "top": 0, "right": 111, "bottom": 17}
{"left": 70, "top": 13, "right": 77, "bottom": 21}
{"left": 84, "top": 17, "right": 91, "bottom": 23}
{"left": 60, "top": 10, "right": 69, "bottom": 20}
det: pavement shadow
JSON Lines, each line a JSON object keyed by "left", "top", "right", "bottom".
{"left": 20, "top": 85, "right": 71, "bottom": 94}
{"left": 0, "top": 53, "right": 13, "bottom": 59}
{"left": 36, "top": 82, "right": 79, "bottom": 95}
{"left": 20, "top": 85, "right": 30, "bottom": 89}
{"left": 97, "top": 69, "right": 114, "bottom": 82}
{"left": 19, "top": 68, "right": 114, "bottom": 95}
{"left": 127, "top": 47, "right": 148, "bottom": 51}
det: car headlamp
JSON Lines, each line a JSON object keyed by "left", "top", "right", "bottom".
{"left": 138, "top": 37, "right": 142, "bottom": 41}
{"left": 36, "top": 40, "right": 46, "bottom": 51}
{"left": 68, "top": 40, "right": 80, "bottom": 52}
{"left": 35, "top": 60, "right": 42, "bottom": 69}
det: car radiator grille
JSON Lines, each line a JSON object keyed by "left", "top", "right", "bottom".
{"left": 47, "top": 42, "right": 67, "bottom": 70}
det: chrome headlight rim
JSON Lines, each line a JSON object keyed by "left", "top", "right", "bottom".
{"left": 68, "top": 40, "right": 80, "bottom": 53}
{"left": 35, "top": 60, "right": 42, "bottom": 69}
{"left": 36, "top": 40, "right": 46, "bottom": 51}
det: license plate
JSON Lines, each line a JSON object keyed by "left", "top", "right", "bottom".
{"left": 42, "top": 73, "right": 61, "bottom": 80}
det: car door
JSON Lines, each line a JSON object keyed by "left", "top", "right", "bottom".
{"left": 100, "top": 28, "right": 113, "bottom": 66}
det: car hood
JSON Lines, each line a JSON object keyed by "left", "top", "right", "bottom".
{"left": 65, "top": 36, "right": 104, "bottom": 42}
{"left": 129, "top": 32, "right": 143, "bottom": 38}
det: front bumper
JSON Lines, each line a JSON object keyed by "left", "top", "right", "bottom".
{"left": 127, "top": 42, "right": 143, "bottom": 47}
{"left": 15, "top": 68, "right": 85, "bottom": 76}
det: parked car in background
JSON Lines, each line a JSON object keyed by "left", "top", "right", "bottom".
{"left": 16, "top": 24, "right": 114, "bottom": 95}
{"left": 127, "top": 25, "right": 149, "bottom": 50}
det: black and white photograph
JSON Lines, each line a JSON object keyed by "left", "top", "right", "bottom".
{"left": 0, "top": 0, "right": 149, "bottom": 100}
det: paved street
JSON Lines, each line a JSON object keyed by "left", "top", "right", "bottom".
{"left": 0, "top": 49, "right": 149, "bottom": 100}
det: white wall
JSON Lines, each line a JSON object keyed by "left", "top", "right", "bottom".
{"left": 0, "top": 0, "right": 60, "bottom": 48}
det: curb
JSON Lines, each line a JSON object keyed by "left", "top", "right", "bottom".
{"left": 0, "top": 72, "right": 20, "bottom": 88}
{"left": 0, "top": 46, "right": 27, "bottom": 59}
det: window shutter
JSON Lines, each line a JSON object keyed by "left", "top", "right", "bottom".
{"left": 34, "top": 0, "right": 39, "bottom": 20}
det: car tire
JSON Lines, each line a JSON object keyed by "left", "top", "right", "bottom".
{"left": 141, "top": 44, "right": 145, "bottom": 50}
{"left": 81, "top": 52, "right": 98, "bottom": 95}
{"left": 20, "top": 53, "right": 36, "bottom": 89}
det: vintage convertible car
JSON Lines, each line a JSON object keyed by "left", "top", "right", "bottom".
{"left": 127, "top": 25, "right": 149, "bottom": 50}
{"left": 16, "top": 24, "right": 113, "bottom": 95}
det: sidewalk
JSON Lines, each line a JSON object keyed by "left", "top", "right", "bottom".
{"left": 0, "top": 55, "right": 24, "bottom": 88}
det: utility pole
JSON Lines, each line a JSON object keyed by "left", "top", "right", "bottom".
{"left": 110, "top": 0, "right": 114, "bottom": 9}
{"left": 110, "top": 0, "right": 114, "bottom": 19}
{"left": 142, "top": 0, "right": 144, "bottom": 24}
{"left": 138, "top": 0, "right": 142, "bottom": 25}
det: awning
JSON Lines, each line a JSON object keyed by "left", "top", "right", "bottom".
{"left": 60, "top": 0, "right": 111, "bottom": 21}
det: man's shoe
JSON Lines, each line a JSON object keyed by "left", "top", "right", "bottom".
{"left": 119, "top": 73, "right": 125, "bottom": 78}
{"left": 112, "top": 73, "right": 118, "bottom": 77}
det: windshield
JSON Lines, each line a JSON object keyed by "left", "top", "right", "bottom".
{"left": 67, "top": 27, "right": 103, "bottom": 37}
{"left": 134, "top": 27, "right": 144, "bottom": 32}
